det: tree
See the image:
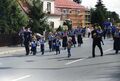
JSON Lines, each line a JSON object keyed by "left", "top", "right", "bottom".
{"left": 28, "top": 0, "right": 49, "bottom": 34}
{"left": 107, "top": 11, "right": 120, "bottom": 24}
{"left": 90, "top": 0, "right": 107, "bottom": 29}
{"left": 63, "top": 20, "right": 72, "bottom": 30}
{"left": 0, "top": 0, "right": 28, "bottom": 34}
{"left": 73, "top": 0, "right": 82, "bottom": 4}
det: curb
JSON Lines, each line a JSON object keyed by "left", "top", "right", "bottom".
{"left": 0, "top": 48, "right": 25, "bottom": 55}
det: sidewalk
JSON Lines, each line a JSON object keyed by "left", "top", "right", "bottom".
{"left": 0, "top": 46, "right": 25, "bottom": 55}
{"left": 0, "top": 38, "right": 89, "bottom": 56}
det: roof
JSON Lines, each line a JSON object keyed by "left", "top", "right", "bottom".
{"left": 55, "top": 0, "right": 85, "bottom": 10}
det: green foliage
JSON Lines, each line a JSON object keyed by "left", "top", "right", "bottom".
{"left": 90, "top": 0, "right": 107, "bottom": 29}
{"left": 0, "top": 0, "right": 28, "bottom": 34}
{"left": 29, "top": 0, "right": 49, "bottom": 34}
{"left": 91, "top": 0, "right": 120, "bottom": 28}
{"left": 63, "top": 20, "right": 72, "bottom": 30}
{"left": 106, "top": 11, "right": 120, "bottom": 24}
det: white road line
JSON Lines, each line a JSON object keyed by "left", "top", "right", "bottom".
{"left": 11, "top": 75, "right": 31, "bottom": 81}
{"left": 65, "top": 48, "right": 112, "bottom": 65}
{"left": 0, "top": 63, "right": 2, "bottom": 65}
{"left": 103, "top": 48, "right": 113, "bottom": 53}
{"left": 65, "top": 59, "right": 84, "bottom": 65}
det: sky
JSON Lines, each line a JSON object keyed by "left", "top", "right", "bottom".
{"left": 81, "top": 0, "right": 120, "bottom": 16}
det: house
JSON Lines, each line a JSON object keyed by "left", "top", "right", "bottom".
{"left": 42, "top": 0, "right": 61, "bottom": 29}
{"left": 55, "top": 0, "right": 91, "bottom": 28}
{"left": 18, "top": 0, "right": 90, "bottom": 29}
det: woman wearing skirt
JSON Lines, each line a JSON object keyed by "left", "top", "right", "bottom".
{"left": 62, "top": 31, "right": 68, "bottom": 49}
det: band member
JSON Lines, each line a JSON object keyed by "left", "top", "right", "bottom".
{"left": 23, "top": 27, "right": 32, "bottom": 55}
{"left": 48, "top": 32, "right": 53, "bottom": 52}
{"left": 76, "top": 27, "right": 83, "bottom": 47}
{"left": 52, "top": 34, "right": 56, "bottom": 51}
{"left": 31, "top": 40, "right": 37, "bottom": 55}
{"left": 62, "top": 31, "right": 68, "bottom": 49}
{"left": 19, "top": 27, "right": 25, "bottom": 46}
{"left": 55, "top": 36, "right": 61, "bottom": 55}
{"left": 68, "top": 29, "right": 76, "bottom": 47}
{"left": 39, "top": 36, "right": 45, "bottom": 55}
{"left": 113, "top": 28, "right": 120, "bottom": 54}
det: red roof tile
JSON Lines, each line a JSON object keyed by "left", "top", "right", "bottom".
{"left": 55, "top": 0, "right": 85, "bottom": 9}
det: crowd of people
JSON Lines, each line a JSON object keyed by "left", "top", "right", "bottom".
{"left": 18, "top": 25, "right": 120, "bottom": 58}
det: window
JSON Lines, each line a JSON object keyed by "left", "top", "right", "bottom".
{"left": 77, "top": 10, "right": 80, "bottom": 14}
{"left": 62, "top": 9, "right": 69, "bottom": 14}
{"left": 47, "top": 2, "right": 51, "bottom": 13}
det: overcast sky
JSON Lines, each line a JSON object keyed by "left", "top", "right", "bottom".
{"left": 81, "top": 0, "right": 120, "bottom": 16}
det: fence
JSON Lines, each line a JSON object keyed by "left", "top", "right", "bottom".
{"left": 0, "top": 34, "right": 20, "bottom": 47}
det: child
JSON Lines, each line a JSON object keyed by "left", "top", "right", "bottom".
{"left": 31, "top": 40, "right": 37, "bottom": 55}
{"left": 55, "top": 36, "right": 61, "bottom": 55}
{"left": 67, "top": 37, "right": 73, "bottom": 58}
{"left": 39, "top": 36, "right": 45, "bottom": 55}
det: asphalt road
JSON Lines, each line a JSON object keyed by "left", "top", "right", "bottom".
{"left": 0, "top": 38, "right": 120, "bottom": 81}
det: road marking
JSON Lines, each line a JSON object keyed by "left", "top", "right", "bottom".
{"left": 0, "top": 63, "right": 2, "bottom": 65}
{"left": 103, "top": 48, "right": 113, "bottom": 53}
{"left": 11, "top": 75, "right": 31, "bottom": 81}
{"left": 65, "top": 59, "right": 84, "bottom": 65}
{"left": 65, "top": 48, "right": 112, "bottom": 65}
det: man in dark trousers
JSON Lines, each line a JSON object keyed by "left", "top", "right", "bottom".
{"left": 91, "top": 26, "right": 103, "bottom": 57}
{"left": 23, "top": 27, "right": 32, "bottom": 55}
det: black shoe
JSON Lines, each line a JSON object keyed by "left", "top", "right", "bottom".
{"left": 115, "top": 51, "right": 118, "bottom": 54}
{"left": 42, "top": 53, "right": 44, "bottom": 55}
{"left": 101, "top": 54, "right": 103, "bottom": 56}
{"left": 26, "top": 53, "right": 29, "bottom": 56}
{"left": 59, "top": 51, "right": 60, "bottom": 54}
{"left": 68, "top": 54, "right": 71, "bottom": 58}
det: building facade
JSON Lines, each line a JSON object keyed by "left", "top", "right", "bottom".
{"left": 18, "top": 0, "right": 90, "bottom": 29}
{"left": 42, "top": 0, "right": 61, "bottom": 29}
{"left": 55, "top": 0, "right": 91, "bottom": 28}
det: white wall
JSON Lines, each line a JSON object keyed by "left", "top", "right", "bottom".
{"left": 48, "top": 16, "right": 61, "bottom": 28}
{"left": 42, "top": 0, "right": 55, "bottom": 14}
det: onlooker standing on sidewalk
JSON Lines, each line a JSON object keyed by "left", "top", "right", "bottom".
{"left": 23, "top": 27, "right": 32, "bottom": 55}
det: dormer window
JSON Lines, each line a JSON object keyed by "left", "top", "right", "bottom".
{"left": 47, "top": 2, "right": 51, "bottom": 13}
